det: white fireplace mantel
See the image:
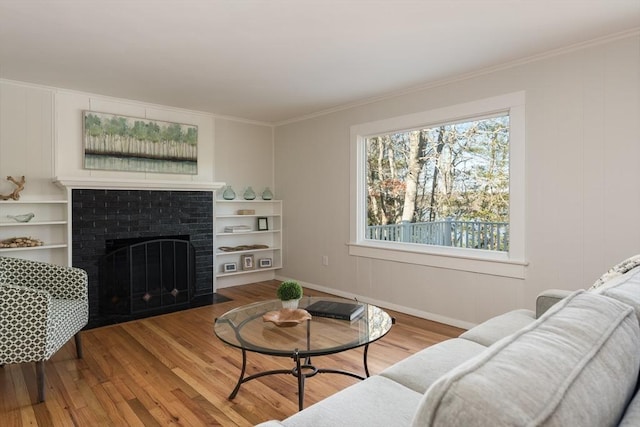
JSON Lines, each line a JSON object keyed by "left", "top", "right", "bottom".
{"left": 53, "top": 176, "right": 226, "bottom": 192}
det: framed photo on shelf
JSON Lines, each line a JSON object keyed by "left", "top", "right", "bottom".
{"left": 241, "top": 254, "right": 255, "bottom": 270}
{"left": 257, "top": 217, "right": 269, "bottom": 231}
{"left": 223, "top": 262, "right": 237, "bottom": 273}
{"left": 259, "top": 258, "right": 272, "bottom": 268}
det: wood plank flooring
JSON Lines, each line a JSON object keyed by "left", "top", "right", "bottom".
{"left": 0, "top": 280, "right": 464, "bottom": 426}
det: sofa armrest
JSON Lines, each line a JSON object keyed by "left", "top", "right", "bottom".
{"left": 0, "top": 256, "right": 87, "bottom": 300}
{"left": 536, "top": 289, "right": 574, "bottom": 318}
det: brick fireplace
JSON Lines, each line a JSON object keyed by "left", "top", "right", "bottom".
{"left": 58, "top": 180, "right": 224, "bottom": 328}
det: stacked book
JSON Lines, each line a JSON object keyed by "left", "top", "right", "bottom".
{"left": 224, "top": 225, "right": 252, "bottom": 233}
{"left": 305, "top": 300, "right": 365, "bottom": 321}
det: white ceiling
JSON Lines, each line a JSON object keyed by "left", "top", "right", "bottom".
{"left": 0, "top": 0, "right": 639, "bottom": 124}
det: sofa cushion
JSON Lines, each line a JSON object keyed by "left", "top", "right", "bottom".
{"left": 459, "top": 309, "right": 535, "bottom": 347}
{"left": 619, "top": 391, "right": 640, "bottom": 426}
{"left": 412, "top": 291, "right": 640, "bottom": 427}
{"left": 281, "top": 376, "right": 422, "bottom": 427}
{"left": 380, "top": 338, "right": 486, "bottom": 393}
{"left": 592, "top": 266, "right": 640, "bottom": 323}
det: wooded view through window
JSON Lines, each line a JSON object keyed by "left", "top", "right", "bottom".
{"left": 365, "top": 114, "right": 510, "bottom": 252}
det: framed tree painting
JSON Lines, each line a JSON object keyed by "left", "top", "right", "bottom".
{"left": 83, "top": 111, "right": 198, "bottom": 174}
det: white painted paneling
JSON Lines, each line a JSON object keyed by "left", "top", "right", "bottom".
{"left": 581, "top": 47, "right": 607, "bottom": 282}
{"left": 214, "top": 118, "right": 274, "bottom": 197}
{"left": 55, "top": 90, "right": 90, "bottom": 177}
{"left": 0, "top": 82, "right": 64, "bottom": 265}
{"left": 0, "top": 81, "right": 59, "bottom": 198}
{"left": 601, "top": 37, "right": 640, "bottom": 267}
{"left": 275, "top": 34, "right": 640, "bottom": 327}
{"left": 0, "top": 84, "right": 27, "bottom": 182}
{"left": 54, "top": 91, "right": 218, "bottom": 183}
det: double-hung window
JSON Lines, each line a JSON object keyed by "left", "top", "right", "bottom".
{"left": 349, "top": 92, "right": 526, "bottom": 278}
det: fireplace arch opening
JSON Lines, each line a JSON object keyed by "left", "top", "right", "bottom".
{"left": 101, "top": 236, "right": 195, "bottom": 319}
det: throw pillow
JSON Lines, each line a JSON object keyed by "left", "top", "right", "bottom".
{"left": 590, "top": 254, "right": 640, "bottom": 289}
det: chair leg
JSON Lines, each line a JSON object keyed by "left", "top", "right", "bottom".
{"left": 36, "top": 361, "right": 45, "bottom": 403}
{"left": 75, "top": 332, "right": 83, "bottom": 359}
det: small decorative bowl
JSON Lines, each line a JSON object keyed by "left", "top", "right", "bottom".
{"left": 7, "top": 212, "right": 35, "bottom": 223}
{"left": 262, "top": 308, "right": 312, "bottom": 327}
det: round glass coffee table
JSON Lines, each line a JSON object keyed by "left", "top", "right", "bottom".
{"left": 214, "top": 296, "right": 394, "bottom": 410}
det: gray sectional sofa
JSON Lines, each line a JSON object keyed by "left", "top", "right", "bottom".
{"left": 258, "top": 262, "right": 640, "bottom": 426}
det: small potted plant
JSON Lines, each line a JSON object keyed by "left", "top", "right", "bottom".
{"left": 277, "top": 280, "right": 303, "bottom": 309}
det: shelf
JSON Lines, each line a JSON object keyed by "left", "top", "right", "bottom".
{"left": 0, "top": 200, "right": 67, "bottom": 205}
{"left": 0, "top": 200, "right": 67, "bottom": 204}
{"left": 216, "top": 200, "right": 276, "bottom": 203}
{"left": 214, "top": 199, "right": 282, "bottom": 286}
{"left": 217, "top": 214, "right": 281, "bottom": 218}
{"left": 0, "top": 220, "right": 67, "bottom": 227}
{"left": 0, "top": 243, "right": 68, "bottom": 252}
{"left": 216, "top": 230, "right": 280, "bottom": 237}
{"left": 216, "top": 266, "right": 282, "bottom": 278}
{"left": 216, "top": 247, "right": 281, "bottom": 256}
{"left": 0, "top": 198, "right": 69, "bottom": 261}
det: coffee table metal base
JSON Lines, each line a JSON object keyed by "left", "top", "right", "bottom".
{"left": 229, "top": 346, "right": 371, "bottom": 411}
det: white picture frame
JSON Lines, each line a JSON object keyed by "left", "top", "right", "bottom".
{"left": 259, "top": 258, "right": 272, "bottom": 268}
{"left": 223, "top": 262, "right": 237, "bottom": 273}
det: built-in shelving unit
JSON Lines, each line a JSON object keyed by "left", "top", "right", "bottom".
{"left": 215, "top": 199, "right": 282, "bottom": 287}
{"left": 0, "top": 199, "right": 68, "bottom": 264}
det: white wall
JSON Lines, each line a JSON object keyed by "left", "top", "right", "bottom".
{"left": 0, "top": 80, "right": 275, "bottom": 274}
{"left": 274, "top": 34, "right": 640, "bottom": 328}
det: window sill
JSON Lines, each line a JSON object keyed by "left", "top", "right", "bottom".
{"left": 348, "top": 241, "right": 527, "bottom": 279}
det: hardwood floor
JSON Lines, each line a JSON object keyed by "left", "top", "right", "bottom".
{"left": 0, "top": 281, "right": 464, "bottom": 426}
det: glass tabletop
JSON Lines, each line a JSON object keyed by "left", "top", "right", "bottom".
{"left": 214, "top": 296, "right": 393, "bottom": 357}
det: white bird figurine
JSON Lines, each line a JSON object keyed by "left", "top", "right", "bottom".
{"left": 7, "top": 212, "right": 35, "bottom": 222}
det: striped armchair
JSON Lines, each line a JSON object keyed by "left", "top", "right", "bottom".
{"left": 0, "top": 256, "right": 88, "bottom": 403}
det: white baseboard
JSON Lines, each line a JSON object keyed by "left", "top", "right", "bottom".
{"left": 275, "top": 274, "right": 476, "bottom": 330}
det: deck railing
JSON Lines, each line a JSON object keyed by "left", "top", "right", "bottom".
{"left": 366, "top": 218, "right": 509, "bottom": 251}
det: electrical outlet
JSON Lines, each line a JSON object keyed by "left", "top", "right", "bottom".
{"left": 322, "top": 255, "right": 329, "bottom": 266}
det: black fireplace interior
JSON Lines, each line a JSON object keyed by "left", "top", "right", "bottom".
{"left": 101, "top": 236, "right": 195, "bottom": 318}
{"left": 72, "top": 189, "right": 230, "bottom": 329}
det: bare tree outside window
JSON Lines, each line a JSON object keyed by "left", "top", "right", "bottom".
{"left": 365, "top": 114, "right": 510, "bottom": 252}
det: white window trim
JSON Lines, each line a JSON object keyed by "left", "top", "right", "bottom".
{"left": 349, "top": 92, "right": 527, "bottom": 279}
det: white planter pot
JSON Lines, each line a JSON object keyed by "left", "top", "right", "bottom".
{"left": 281, "top": 299, "right": 300, "bottom": 309}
